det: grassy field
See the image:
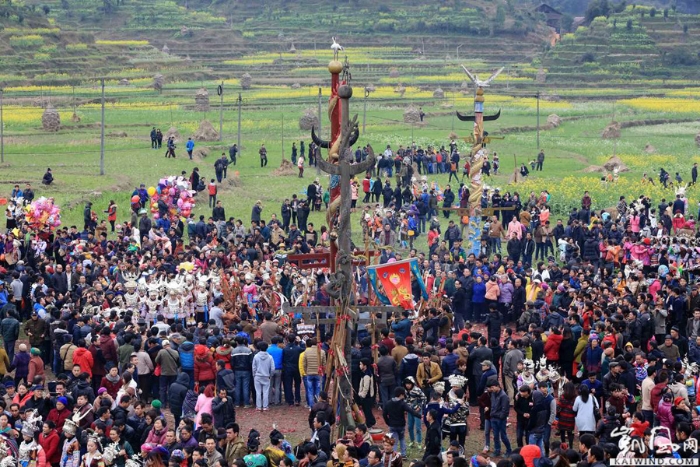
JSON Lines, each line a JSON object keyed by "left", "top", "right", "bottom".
{"left": 2, "top": 70, "right": 700, "bottom": 255}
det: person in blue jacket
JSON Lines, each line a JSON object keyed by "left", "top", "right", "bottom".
{"left": 391, "top": 311, "right": 412, "bottom": 341}
{"left": 186, "top": 138, "right": 195, "bottom": 160}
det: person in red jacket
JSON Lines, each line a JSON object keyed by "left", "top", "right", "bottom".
{"left": 39, "top": 420, "right": 61, "bottom": 467}
{"left": 100, "top": 364, "right": 122, "bottom": 398}
{"left": 72, "top": 341, "right": 94, "bottom": 379}
{"left": 194, "top": 344, "right": 216, "bottom": 388}
{"left": 47, "top": 396, "right": 71, "bottom": 432}
{"left": 544, "top": 327, "right": 563, "bottom": 366}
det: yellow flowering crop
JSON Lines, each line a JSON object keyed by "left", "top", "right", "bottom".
{"left": 2, "top": 106, "right": 72, "bottom": 126}
{"left": 618, "top": 97, "right": 700, "bottom": 113}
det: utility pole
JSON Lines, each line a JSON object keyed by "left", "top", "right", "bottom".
{"left": 218, "top": 81, "right": 224, "bottom": 141}
{"left": 535, "top": 91, "right": 540, "bottom": 151}
{"left": 100, "top": 78, "right": 105, "bottom": 175}
{"left": 317, "top": 87, "right": 322, "bottom": 135}
{"left": 0, "top": 89, "right": 4, "bottom": 164}
{"left": 237, "top": 92, "right": 242, "bottom": 153}
{"left": 363, "top": 88, "right": 370, "bottom": 134}
{"left": 281, "top": 113, "right": 285, "bottom": 160}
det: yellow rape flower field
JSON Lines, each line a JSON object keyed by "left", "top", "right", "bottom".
{"left": 618, "top": 97, "right": 700, "bottom": 113}
{"left": 3, "top": 106, "right": 72, "bottom": 127}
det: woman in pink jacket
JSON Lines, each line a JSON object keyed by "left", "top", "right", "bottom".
{"left": 144, "top": 417, "right": 168, "bottom": 446}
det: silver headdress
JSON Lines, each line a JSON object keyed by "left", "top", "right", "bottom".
{"left": 448, "top": 374, "right": 468, "bottom": 389}
{"left": 20, "top": 409, "right": 42, "bottom": 438}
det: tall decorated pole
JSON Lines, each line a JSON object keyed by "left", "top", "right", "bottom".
{"left": 312, "top": 38, "right": 360, "bottom": 273}
{"left": 313, "top": 39, "right": 374, "bottom": 438}
{"left": 457, "top": 66, "right": 504, "bottom": 214}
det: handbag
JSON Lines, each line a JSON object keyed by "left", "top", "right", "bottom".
{"left": 154, "top": 364, "right": 162, "bottom": 376}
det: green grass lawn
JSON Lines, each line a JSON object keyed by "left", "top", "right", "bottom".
{"left": 2, "top": 82, "right": 700, "bottom": 256}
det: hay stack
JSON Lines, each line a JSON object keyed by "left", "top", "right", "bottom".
{"left": 195, "top": 88, "right": 210, "bottom": 112}
{"left": 602, "top": 121, "right": 621, "bottom": 139}
{"left": 241, "top": 73, "right": 252, "bottom": 90}
{"left": 460, "top": 81, "right": 469, "bottom": 91}
{"left": 299, "top": 109, "right": 319, "bottom": 131}
{"left": 165, "top": 126, "right": 180, "bottom": 142}
{"left": 644, "top": 143, "right": 656, "bottom": 154}
{"left": 226, "top": 172, "right": 242, "bottom": 187}
{"left": 42, "top": 105, "right": 60, "bottom": 131}
{"left": 695, "top": 131, "right": 700, "bottom": 147}
{"left": 365, "top": 85, "right": 376, "bottom": 93}
{"left": 547, "top": 114, "right": 561, "bottom": 128}
{"left": 107, "top": 131, "right": 128, "bottom": 138}
{"left": 153, "top": 74, "right": 165, "bottom": 92}
{"left": 273, "top": 159, "right": 297, "bottom": 176}
{"left": 508, "top": 172, "right": 527, "bottom": 184}
{"left": 433, "top": 88, "right": 445, "bottom": 98}
{"left": 119, "top": 79, "right": 130, "bottom": 86}
{"left": 403, "top": 106, "right": 421, "bottom": 124}
{"left": 194, "top": 120, "right": 219, "bottom": 141}
{"left": 193, "top": 147, "right": 209, "bottom": 159}
{"left": 395, "top": 85, "right": 406, "bottom": 97}
{"left": 536, "top": 68, "right": 546, "bottom": 84}
{"left": 448, "top": 131, "right": 458, "bottom": 141}
{"left": 582, "top": 165, "right": 606, "bottom": 173}
{"left": 162, "top": 43, "right": 170, "bottom": 54}
{"left": 291, "top": 83, "right": 301, "bottom": 89}
{"left": 71, "top": 113, "right": 81, "bottom": 123}
{"left": 603, "top": 155, "right": 629, "bottom": 172}
{"left": 389, "top": 67, "right": 399, "bottom": 78}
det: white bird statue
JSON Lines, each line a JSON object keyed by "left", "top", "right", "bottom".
{"left": 331, "top": 36, "right": 344, "bottom": 59}
{"left": 461, "top": 65, "right": 505, "bottom": 88}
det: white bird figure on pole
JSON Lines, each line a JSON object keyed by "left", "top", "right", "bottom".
{"left": 331, "top": 37, "right": 344, "bottom": 59}
{"left": 461, "top": 65, "right": 505, "bottom": 87}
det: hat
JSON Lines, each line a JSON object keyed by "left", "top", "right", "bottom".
{"left": 98, "top": 387, "right": 107, "bottom": 395}
{"left": 674, "top": 396, "right": 685, "bottom": 406}
{"left": 31, "top": 311, "right": 38, "bottom": 316}
{"left": 171, "top": 450, "right": 185, "bottom": 462}
{"left": 162, "top": 339, "right": 170, "bottom": 347}
{"left": 405, "top": 337, "right": 414, "bottom": 345}
{"left": 30, "top": 347, "right": 41, "bottom": 356}
{"left": 533, "top": 278, "right": 541, "bottom": 283}
{"left": 665, "top": 334, "right": 673, "bottom": 340}
{"left": 609, "top": 361, "right": 620, "bottom": 368}
{"left": 57, "top": 396, "right": 68, "bottom": 406}
{"left": 151, "top": 399, "right": 162, "bottom": 409}
{"left": 643, "top": 238, "right": 651, "bottom": 245}
{"left": 671, "top": 326, "right": 680, "bottom": 332}
{"left": 4, "top": 382, "right": 15, "bottom": 388}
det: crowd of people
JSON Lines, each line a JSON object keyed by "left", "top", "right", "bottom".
{"left": 0, "top": 139, "right": 699, "bottom": 467}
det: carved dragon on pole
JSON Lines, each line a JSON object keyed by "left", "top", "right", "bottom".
{"left": 313, "top": 40, "right": 376, "bottom": 437}
{"left": 456, "top": 66, "right": 504, "bottom": 214}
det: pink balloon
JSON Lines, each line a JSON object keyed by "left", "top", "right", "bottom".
{"left": 180, "top": 191, "right": 188, "bottom": 200}
{"left": 169, "top": 188, "right": 176, "bottom": 196}
{"left": 153, "top": 213, "right": 160, "bottom": 219}
{"left": 177, "top": 199, "right": 184, "bottom": 207}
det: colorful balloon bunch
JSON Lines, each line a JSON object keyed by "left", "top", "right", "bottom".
{"left": 25, "top": 196, "right": 61, "bottom": 230}
{"left": 147, "top": 176, "right": 196, "bottom": 220}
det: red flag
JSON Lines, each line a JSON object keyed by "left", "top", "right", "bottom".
{"left": 375, "top": 261, "right": 414, "bottom": 310}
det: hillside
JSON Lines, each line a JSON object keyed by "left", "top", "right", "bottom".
{"left": 0, "top": 0, "right": 699, "bottom": 91}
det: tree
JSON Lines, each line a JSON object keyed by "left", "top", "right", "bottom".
{"left": 626, "top": 18, "right": 633, "bottom": 30}
{"left": 663, "top": 8, "right": 669, "bottom": 18}
{"left": 494, "top": 5, "right": 506, "bottom": 30}
{"left": 683, "top": 23, "right": 689, "bottom": 34}
{"left": 650, "top": 7, "right": 656, "bottom": 16}
{"left": 613, "top": 18, "right": 617, "bottom": 28}
{"left": 562, "top": 14, "right": 574, "bottom": 31}
{"left": 585, "top": 0, "right": 611, "bottom": 22}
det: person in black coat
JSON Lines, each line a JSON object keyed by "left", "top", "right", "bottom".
{"left": 442, "top": 187, "right": 456, "bottom": 218}
{"left": 507, "top": 234, "right": 522, "bottom": 263}
{"left": 211, "top": 387, "right": 236, "bottom": 429}
{"left": 168, "top": 372, "right": 189, "bottom": 426}
{"left": 372, "top": 178, "right": 382, "bottom": 203}
{"left": 423, "top": 409, "right": 442, "bottom": 460}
